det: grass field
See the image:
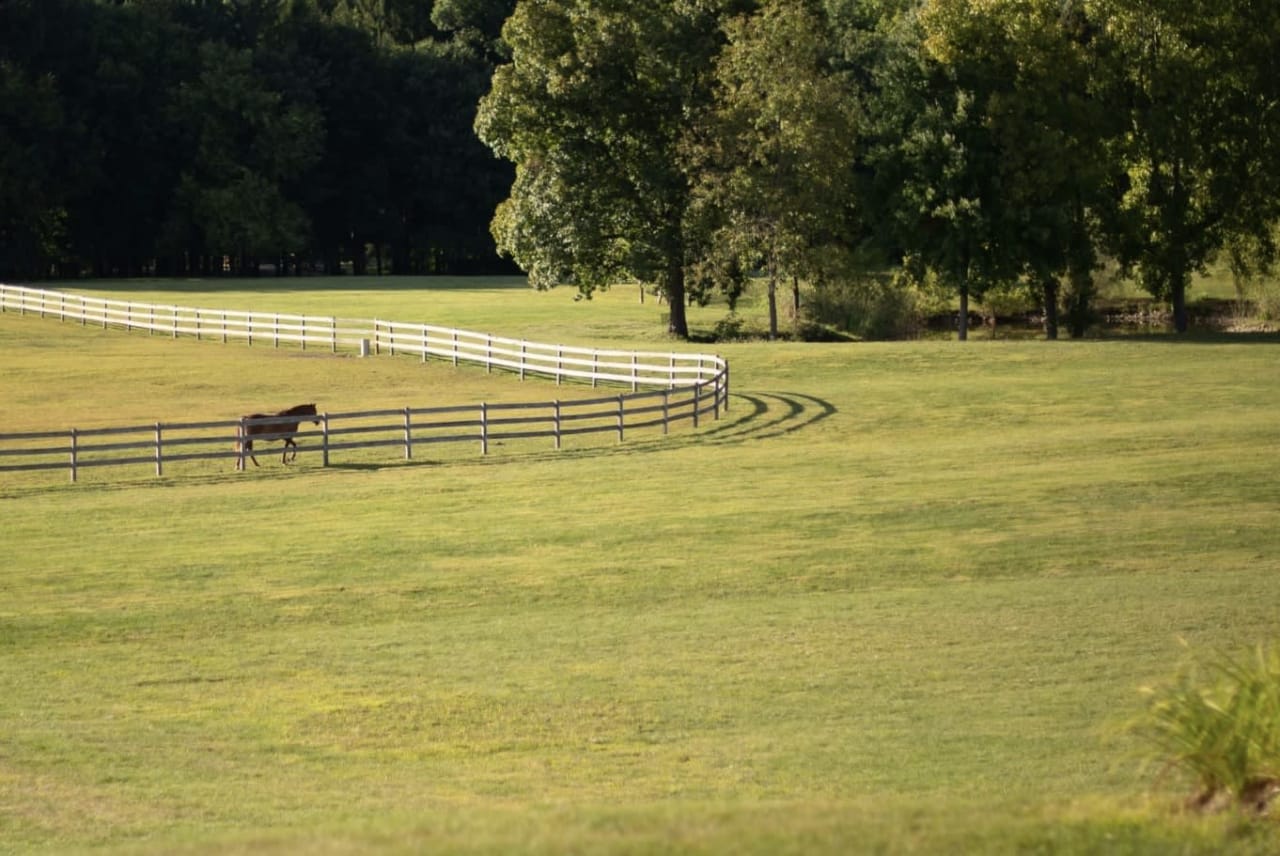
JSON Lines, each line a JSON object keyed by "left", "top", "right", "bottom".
{"left": 3, "top": 277, "right": 1280, "bottom": 853}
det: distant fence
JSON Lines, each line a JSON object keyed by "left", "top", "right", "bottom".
{"left": 0, "top": 284, "right": 724, "bottom": 391}
{"left": 0, "top": 284, "right": 730, "bottom": 482}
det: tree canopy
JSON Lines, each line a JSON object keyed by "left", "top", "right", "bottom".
{"left": 0, "top": 0, "right": 513, "bottom": 279}
{"left": 4, "top": 0, "right": 1278, "bottom": 339}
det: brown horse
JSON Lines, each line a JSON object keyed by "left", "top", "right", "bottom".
{"left": 235, "top": 403, "right": 320, "bottom": 470}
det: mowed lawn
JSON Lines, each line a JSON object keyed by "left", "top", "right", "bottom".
{"left": 2, "top": 279, "right": 1280, "bottom": 854}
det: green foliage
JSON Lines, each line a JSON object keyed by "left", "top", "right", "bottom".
{"left": 1088, "top": 0, "right": 1280, "bottom": 332}
{"left": 690, "top": 0, "right": 858, "bottom": 339}
{"left": 800, "top": 273, "right": 922, "bottom": 340}
{"left": 0, "top": 0, "right": 510, "bottom": 278}
{"left": 1136, "top": 644, "right": 1280, "bottom": 813}
{"left": 477, "top": 0, "right": 731, "bottom": 337}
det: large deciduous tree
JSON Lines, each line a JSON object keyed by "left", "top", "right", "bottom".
{"left": 692, "top": 0, "right": 858, "bottom": 339}
{"left": 476, "top": 0, "right": 734, "bottom": 339}
{"left": 163, "top": 40, "right": 321, "bottom": 274}
{"left": 863, "top": 2, "right": 1009, "bottom": 340}
{"left": 919, "top": 0, "right": 1116, "bottom": 340}
{"left": 1090, "top": 0, "right": 1280, "bottom": 332}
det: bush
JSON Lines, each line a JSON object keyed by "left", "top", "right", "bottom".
{"left": 801, "top": 274, "right": 928, "bottom": 340}
{"left": 1235, "top": 277, "right": 1280, "bottom": 323}
{"left": 1135, "top": 643, "right": 1280, "bottom": 814}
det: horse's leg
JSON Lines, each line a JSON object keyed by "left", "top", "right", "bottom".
{"left": 236, "top": 438, "right": 254, "bottom": 470}
{"left": 281, "top": 438, "right": 295, "bottom": 464}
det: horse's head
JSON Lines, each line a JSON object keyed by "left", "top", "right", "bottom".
{"left": 301, "top": 402, "right": 320, "bottom": 425}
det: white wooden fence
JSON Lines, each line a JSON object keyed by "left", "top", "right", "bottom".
{"left": 0, "top": 284, "right": 730, "bottom": 483}
{"left": 0, "top": 284, "right": 723, "bottom": 390}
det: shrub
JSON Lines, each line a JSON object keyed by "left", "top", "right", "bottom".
{"left": 801, "top": 274, "right": 927, "bottom": 340}
{"left": 1235, "top": 277, "right": 1280, "bottom": 323}
{"left": 1135, "top": 643, "right": 1280, "bottom": 814}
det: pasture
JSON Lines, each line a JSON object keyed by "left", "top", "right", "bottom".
{"left": 3, "top": 277, "right": 1280, "bottom": 854}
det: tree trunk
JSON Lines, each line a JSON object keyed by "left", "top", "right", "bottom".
{"left": 1171, "top": 270, "right": 1189, "bottom": 333}
{"left": 1042, "top": 277, "right": 1059, "bottom": 340}
{"left": 1064, "top": 263, "right": 1093, "bottom": 339}
{"left": 665, "top": 259, "right": 689, "bottom": 339}
{"left": 353, "top": 241, "right": 368, "bottom": 276}
{"left": 767, "top": 257, "right": 779, "bottom": 340}
{"left": 957, "top": 281, "right": 969, "bottom": 341}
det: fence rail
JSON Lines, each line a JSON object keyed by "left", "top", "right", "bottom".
{"left": 0, "top": 284, "right": 730, "bottom": 483}
{"left": 0, "top": 284, "right": 725, "bottom": 389}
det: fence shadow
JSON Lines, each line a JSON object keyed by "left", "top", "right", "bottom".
{"left": 700, "top": 392, "right": 837, "bottom": 445}
{"left": 381, "top": 390, "right": 837, "bottom": 471}
{"left": 0, "top": 390, "right": 834, "bottom": 496}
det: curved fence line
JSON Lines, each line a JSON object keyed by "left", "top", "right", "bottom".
{"left": 0, "top": 284, "right": 730, "bottom": 483}
{"left": 0, "top": 284, "right": 725, "bottom": 390}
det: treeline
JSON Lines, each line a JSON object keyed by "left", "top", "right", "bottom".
{"left": 5, "top": 0, "right": 1279, "bottom": 340}
{"left": 0, "top": 0, "right": 515, "bottom": 279}
{"left": 477, "top": 0, "right": 1280, "bottom": 338}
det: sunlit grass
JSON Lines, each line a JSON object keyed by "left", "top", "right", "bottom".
{"left": 3, "top": 279, "right": 1280, "bottom": 853}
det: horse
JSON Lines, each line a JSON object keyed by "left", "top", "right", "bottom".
{"left": 235, "top": 403, "right": 320, "bottom": 470}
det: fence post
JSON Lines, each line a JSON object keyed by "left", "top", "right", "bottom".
{"left": 592, "top": 352, "right": 599, "bottom": 388}
{"left": 554, "top": 400, "right": 561, "bottom": 450}
{"left": 421, "top": 328, "right": 428, "bottom": 363}
{"left": 616, "top": 395, "right": 624, "bottom": 442}
{"left": 662, "top": 389, "right": 670, "bottom": 436}
{"left": 322, "top": 413, "right": 330, "bottom": 467}
{"left": 195, "top": 309, "right": 201, "bottom": 341}
{"left": 556, "top": 347, "right": 563, "bottom": 386}
{"left": 403, "top": 406, "right": 412, "bottom": 460}
{"left": 69, "top": 428, "right": 78, "bottom": 483}
{"left": 155, "top": 423, "right": 163, "bottom": 477}
{"left": 221, "top": 311, "right": 228, "bottom": 344}
{"left": 273, "top": 314, "right": 279, "bottom": 348}
{"left": 480, "top": 403, "right": 488, "bottom": 455}
{"left": 330, "top": 317, "right": 337, "bottom": 354}
{"left": 693, "top": 384, "right": 700, "bottom": 429}
{"left": 520, "top": 341, "right": 526, "bottom": 380}
{"left": 632, "top": 354, "right": 638, "bottom": 392}
{"left": 301, "top": 316, "right": 307, "bottom": 351}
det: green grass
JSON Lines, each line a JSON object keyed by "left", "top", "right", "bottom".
{"left": 3, "top": 278, "right": 1280, "bottom": 853}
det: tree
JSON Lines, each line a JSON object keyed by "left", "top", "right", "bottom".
{"left": 918, "top": 0, "right": 1116, "bottom": 340}
{"left": 0, "top": 60, "right": 68, "bottom": 278}
{"left": 163, "top": 40, "right": 321, "bottom": 274}
{"left": 1089, "top": 0, "right": 1280, "bottom": 332}
{"left": 693, "top": 0, "right": 858, "bottom": 339}
{"left": 862, "top": 3, "right": 1010, "bottom": 340}
{"left": 476, "top": 0, "right": 735, "bottom": 339}
{"left": 432, "top": 0, "right": 516, "bottom": 59}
